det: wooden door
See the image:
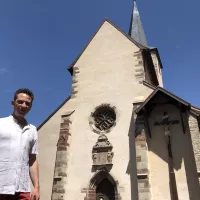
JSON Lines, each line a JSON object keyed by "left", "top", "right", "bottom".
{"left": 96, "top": 178, "right": 115, "bottom": 200}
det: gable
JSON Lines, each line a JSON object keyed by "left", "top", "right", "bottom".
{"left": 67, "top": 18, "right": 146, "bottom": 75}
{"left": 67, "top": 18, "right": 159, "bottom": 87}
{"left": 135, "top": 87, "right": 200, "bottom": 117}
{"left": 68, "top": 20, "right": 150, "bottom": 100}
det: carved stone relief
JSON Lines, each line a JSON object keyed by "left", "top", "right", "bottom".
{"left": 107, "top": 152, "right": 114, "bottom": 164}
{"left": 92, "top": 134, "right": 114, "bottom": 170}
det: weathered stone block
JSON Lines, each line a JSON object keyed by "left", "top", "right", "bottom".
{"left": 189, "top": 114, "right": 200, "bottom": 173}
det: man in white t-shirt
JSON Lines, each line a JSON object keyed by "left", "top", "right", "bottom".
{"left": 0, "top": 88, "right": 39, "bottom": 200}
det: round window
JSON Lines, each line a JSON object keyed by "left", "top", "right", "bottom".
{"left": 91, "top": 105, "right": 116, "bottom": 133}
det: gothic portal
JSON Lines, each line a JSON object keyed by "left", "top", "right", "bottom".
{"left": 96, "top": 179, "right": 115, "bottom": 200}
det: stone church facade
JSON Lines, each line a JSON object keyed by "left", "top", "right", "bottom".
{"left": 37, "top": 1, "right": 200, "bottom": 200}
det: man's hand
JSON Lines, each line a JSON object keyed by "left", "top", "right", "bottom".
{"left": 29, "top": 154, "right": 40, "bottom": 200}
{"left": 31, "top": 186, "right": 40, "bottom": 200}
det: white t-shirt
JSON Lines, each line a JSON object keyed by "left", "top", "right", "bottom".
{"left": 0, "top": 116, "right": 38, "bottom": 194}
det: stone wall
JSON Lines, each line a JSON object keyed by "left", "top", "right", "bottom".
{"left": 150, "top": 51, "right": 163, "bottom": 87}
{"left": 38, "top": 98, "right": 75, "bottom": 200}
{"left": 134, "top": 105, "right": 151, "bottom": 200}
{"left": 133, "top": 50, "right": 145, "bottom": 84}
{"left": 147, "top": 104, "right": 200, "bottom": 199}
{"left": 62, "top": 20, "right": 154, "bottom": 200}
{"left": 51, "top": 113, "right": 73, "bottom": 200}
{"left": 38, "top": 20, "right": 155, "bottom": 200}
{"left": 188, "top": 114, "right": 200, "bottom": 184}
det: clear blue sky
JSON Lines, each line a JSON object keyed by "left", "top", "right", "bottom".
{"left": 0, "top": 0, "right": 199, "bottom": 127}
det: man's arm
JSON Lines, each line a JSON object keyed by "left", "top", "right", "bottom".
{"left": 29, "top": 154, "right": 40, "bottom": 200}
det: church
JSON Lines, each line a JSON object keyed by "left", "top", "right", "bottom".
{"left": 37, "top": 1, "right": 200, "bottom": 199}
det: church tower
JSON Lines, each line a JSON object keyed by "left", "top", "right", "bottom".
{"left": 38, "top": 1, "right": 200, "bottom": 200}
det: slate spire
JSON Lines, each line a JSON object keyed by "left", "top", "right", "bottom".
{"left": 129, "top": 0, "right": 148, "bottom": 47}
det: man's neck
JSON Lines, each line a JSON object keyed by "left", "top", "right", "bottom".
{"left": 12, "top": 113, "right": 27, "bottom": 127}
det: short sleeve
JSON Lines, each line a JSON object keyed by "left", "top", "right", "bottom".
{"left": 30, "top": 127, "right": 38, "bottom": 154}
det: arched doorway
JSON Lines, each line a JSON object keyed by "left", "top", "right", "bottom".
{"left": 96, "top": 178, "right": 115, "bottom": 200}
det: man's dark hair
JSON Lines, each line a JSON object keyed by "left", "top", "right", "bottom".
{"left": 14, "top": 88, "right": 34, "bottom": 102}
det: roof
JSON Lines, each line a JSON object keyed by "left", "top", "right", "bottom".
{"left": 129, "top": 1, "right": 148, "bottom": 47}
{"left": 67, "top": 18, "right": 163, "bottom": 76}
{"left": 135, "top": 87, "right": 192, "bottom": 114}
{"left": 191, "top": 106, "right": 200, "bottom": 115}
{"left": 67, "top": 18, "right": 150, "bottom": 74}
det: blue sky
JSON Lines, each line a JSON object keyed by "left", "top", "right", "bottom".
{"left": 0, "top": 0, "right": 200, "bottom": 127}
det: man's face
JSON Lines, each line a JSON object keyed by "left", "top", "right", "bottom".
{"left": 12, "top": 93, "right": 32, "bottom": 117}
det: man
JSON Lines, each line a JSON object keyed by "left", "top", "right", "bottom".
{"left": 0, "top": 88, "right": 40, "bottom": 200}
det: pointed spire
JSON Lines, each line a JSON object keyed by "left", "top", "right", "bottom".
{"left": 129, "top": 0, "right": 148, "bottom": 47}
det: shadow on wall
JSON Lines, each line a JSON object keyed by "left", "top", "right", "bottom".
{"left": 183, "top": 117, "right": 200, "bottom": 200}
{"left": 147, "top": 105, "right": 200, "bottom": 200}
{"left": 146, "top": 106, "right": 184, "bottom": 171}
{"left": 124, "top": 102, "right": 200, "bottom": 200}
{"left": 126, "top": 108, "right": 138, "bottom": 200}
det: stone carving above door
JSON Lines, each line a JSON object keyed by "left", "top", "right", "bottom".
{"left": 92, "top": 134, "right": 114, "bottom": 171}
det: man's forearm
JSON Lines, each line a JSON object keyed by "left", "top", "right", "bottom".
{"left": 29, "top": 156, "right": 40, "bottom": 188}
